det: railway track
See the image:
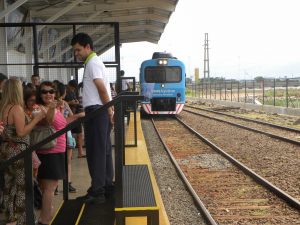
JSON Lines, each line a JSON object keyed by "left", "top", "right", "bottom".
{"left": 185, "top": 105, "right": 300, "bottom": 132}
{"left": 184, "top": 105, "right": 300, "bottom": 145}
{"left": 152, "top": 117, "right": 300, "bottom": 225}
{"left": 178, "top": 109, "right": 300, "bottom": 203}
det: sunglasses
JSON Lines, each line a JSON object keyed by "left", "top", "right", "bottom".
{"left": 41, "top": 89, "right": 55, "bottom": 94}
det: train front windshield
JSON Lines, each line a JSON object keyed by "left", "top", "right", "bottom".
{"left": 144, "top": 67, "right": 182, "bottom": 83}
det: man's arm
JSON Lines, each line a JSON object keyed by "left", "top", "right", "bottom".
{"left": 94, "top": 79, "right": 114, "bottom": 122}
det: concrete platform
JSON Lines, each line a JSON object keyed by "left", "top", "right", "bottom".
{"left": 50, "top": 111, "right": 170, "bottom": 225}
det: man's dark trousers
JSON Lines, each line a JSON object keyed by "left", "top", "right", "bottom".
{"left": 84, "top": 105, "right": 113, "bottom": 196}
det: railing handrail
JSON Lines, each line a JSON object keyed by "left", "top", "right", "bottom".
{"left": 0, "top": 94, "right": 142, "bottom": 170}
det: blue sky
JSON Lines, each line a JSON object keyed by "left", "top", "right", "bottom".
{"left": 120, "top": 0, "right": 300, "bottom": 81}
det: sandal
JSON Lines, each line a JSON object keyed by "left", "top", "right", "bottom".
{"left": 77, "top": 155, "right": 86, "bottom": 158}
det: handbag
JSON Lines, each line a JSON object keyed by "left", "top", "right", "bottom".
{"left": 30, "top": 125, "right": 57, "bottom": 150}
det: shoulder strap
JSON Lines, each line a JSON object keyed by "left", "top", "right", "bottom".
{"left": 6, "top": 105, "right": 15, "bottom": 125}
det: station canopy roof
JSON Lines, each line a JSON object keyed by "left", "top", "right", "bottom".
{"left": 4, "top": 0, "right": 179, "bottom": 45}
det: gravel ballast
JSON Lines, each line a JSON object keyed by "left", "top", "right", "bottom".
{"left": 142, "top": 119, "right": 207, "bottom": 225}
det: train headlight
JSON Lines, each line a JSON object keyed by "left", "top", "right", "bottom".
{"left": 158, "top": 59, "right": 168, "bottom": 65}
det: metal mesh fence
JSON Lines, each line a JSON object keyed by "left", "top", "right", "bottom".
{"left": 188, "top": 77, "right": 300, "bottom": 108}
{"left": 0, "top": 22, "right": 119, "bottom": 85}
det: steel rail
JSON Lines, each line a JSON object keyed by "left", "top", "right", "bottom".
{"left": 175, "top": 116, "right": 300, "bottom": 210}
{"left": 185, "top": 104, "right": 300, "bottom": 133}
{"left": 151, "top": 118, "right": 218, "bottom": 225}
{"left": 184, "top": 108, "right": 300, "bottom": 146}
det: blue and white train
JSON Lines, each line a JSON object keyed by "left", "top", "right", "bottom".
{"left": 140, "top": 52, "right": 186, "bottom": 115}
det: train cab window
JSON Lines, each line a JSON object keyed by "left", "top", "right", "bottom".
{"left": 145, "top": 67, "right": 182, "bottom": 83}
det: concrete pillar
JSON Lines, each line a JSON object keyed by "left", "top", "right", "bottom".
{"left": 0, "top": 1, "right": 8, "bottom": 75}
{"left": 42, "top": 26, "right": 50, "bottom": 80}
{"left": 25, "top": 11, "right": 33, "bottom": 81}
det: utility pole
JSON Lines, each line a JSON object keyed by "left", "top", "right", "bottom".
{"left": 203, "top": 33, "right": 210, "bottom": 81}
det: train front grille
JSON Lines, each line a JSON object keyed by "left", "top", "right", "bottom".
{"left": 151, "top": 98, "right": 176, "bottom": 111}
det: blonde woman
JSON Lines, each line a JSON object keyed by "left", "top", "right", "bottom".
{"left": 0, "top": 78, "right": 44, "bottom": 225}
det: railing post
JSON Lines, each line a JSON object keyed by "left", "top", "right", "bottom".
{"left": 244, "top": 80, "right": 247, "bottom": 103}
{"left": 115, "top": 100, "right": 124, "bottom": 208}
{"left": 231, "top": 80, "right": 233, "bottom": 101}
{"left": 209, "top": 80, "right": 211, "bottom": 99}
{"left": 224, "top": 80, "right": 227, "bottom": 101}
{"left": 286, "top": 78, "right": 289, "bottom": 108}
{"left": 253, "top": 79, "right": 255, "bottom": 104}
{"left": 273, "top": 78, "right": 276, "bottom": 106}
{"left": 63, "top": 141, "right": 69, "bottom": 200}
{"left": 262, "top": 79, "right": 265, "bottom": 105}
{"left": 214, "top": 81, "right": 216, "bottom": 99}
{"left": 237, "top": 81, "right": 240, "bottom": 102}
{"left": 24, "top": 152, "right": 35, "bottom": 225}
{"left": 219, "top": 82, "right": 221, "bottom": 100}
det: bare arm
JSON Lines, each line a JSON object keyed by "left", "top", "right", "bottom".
{"left": 94, "top": 79, "right": 113, "bottom": 114}
{"left": 94, "top": 79, "right": 114, "bottom": 125}
{"left": 64, "top": 100, "right": 85, "bottom": 123}
{"left": 13, "top": 105, "right": 45, "bottom": 137}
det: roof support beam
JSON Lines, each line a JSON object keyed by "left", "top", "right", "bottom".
{"left": 0, "top": 0, "right": 28, "bottom": 20}
{"left": 44, "top": 11, "right": 102, "bottom": 49}
{"left": 51, "top": 29, "right": 110, "bottom": 62}
{"left": 44, "top": 0, "right": 85, "bottom": 23}
{"left": 31, "top": 0, "right": 176, "bottom": 18}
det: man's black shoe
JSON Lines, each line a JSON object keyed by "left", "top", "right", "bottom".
{"left": 77, "top": 193, "right": 105, "bottom": 204}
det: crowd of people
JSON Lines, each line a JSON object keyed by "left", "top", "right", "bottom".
{"left": 0, "top": 74, "right": 87, "bottom": 225}
{"left": 0, "top": 32, "right": 116, "bottom": 225}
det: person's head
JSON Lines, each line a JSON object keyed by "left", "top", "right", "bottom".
{"left": 26, "top": 82, "right": 36, "bottom": 90}
{"left": 23, "top": 87, "right": 36, "bottom": 111}
{"left": 56, "top": 82, "right": 67, "bottom": 100}
{"left": 31, "top": 74, "right": 40, "bottom": 86}
{"left": 0, "top": 77, "right": 23, "bottom": 116}
{"left": 68, "top": 79, "right": 78, "bottom": 90}
{"left": 71, "top": 33, "right": 94, "bottom": 62}
{"left": 0, "top": 72, "right": 8, "bottom": 91}
{"left": 36, "top": 81, "right": 56, "bottom": 106}
{"left": 120, "top": 70, "right": 125, "bottom": 77}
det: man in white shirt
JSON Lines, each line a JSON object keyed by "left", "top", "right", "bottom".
{"left": 71, "top": 33, "right": 114, "bottom": 204}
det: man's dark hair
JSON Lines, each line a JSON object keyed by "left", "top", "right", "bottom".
{"left": 71, "top": 33, "right": 94, "bottom": 50}
{"left": 0, "top": 73, "right": 8, "bottom": 82}
{"left": 31, "top": 74, "right": 40, "bottom": 78}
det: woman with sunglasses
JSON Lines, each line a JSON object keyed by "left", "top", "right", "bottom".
{"left": 35, "top": 81, "right": 66, "bottom": 225}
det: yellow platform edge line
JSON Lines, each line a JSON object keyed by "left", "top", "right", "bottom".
{"left": 49, "top": 200, "right": 64, "bottom": 225}
{"left": 115, "top": 206, "right": 159, "bottom": 212}
{"left": 125, "top": 111, "right": 171, "bottom": 225}
{"left": 75, "top": 203, "right": 86, "bottom": 225}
